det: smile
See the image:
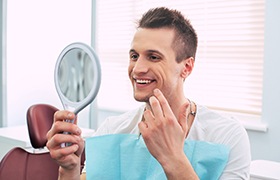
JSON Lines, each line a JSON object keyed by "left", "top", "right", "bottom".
{"left": 134, "top": 79, "right": 155, "bottom": 84}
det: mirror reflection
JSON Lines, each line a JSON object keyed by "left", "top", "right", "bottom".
{"left": 55, "top": 42, "right": 101, "bottom": 115}
{"left": 58, "top": 48, "right": 94, "bottom": 102}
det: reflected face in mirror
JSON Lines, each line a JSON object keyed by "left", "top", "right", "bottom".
{"left": 58, "top": 48, "right": 94, "bottom": 102}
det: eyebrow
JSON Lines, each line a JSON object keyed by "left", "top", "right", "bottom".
{"left": 129, "top": 49, "right": 165, "bottom": 57}
{"left": 129, "top": 49, "right": 137, "bottom": 54}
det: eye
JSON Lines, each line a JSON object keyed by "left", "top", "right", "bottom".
{"left": 130, "top": 53, "right": 138, "bottom": 61}
{"left": 148, "top": 55, "right": 160, "bottom": 61}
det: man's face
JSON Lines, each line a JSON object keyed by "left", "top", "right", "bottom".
{"left": 128, "top": 28, "right": 184, "bottom": 103}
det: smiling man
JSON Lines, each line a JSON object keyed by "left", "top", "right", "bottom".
{"left": 47, "top": 7, "right": 251, "bottom": 180}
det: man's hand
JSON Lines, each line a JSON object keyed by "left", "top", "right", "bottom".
{"left": 138, "top": 89, "right": 198, "bottom": 179}
{"left": 46, "top": 110, "right": 84, "bottom": 180}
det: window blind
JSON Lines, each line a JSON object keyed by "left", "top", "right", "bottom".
{"left": 95, "top": 0, "right": 265, "bottom": 118}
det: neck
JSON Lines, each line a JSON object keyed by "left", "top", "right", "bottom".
{"left": 144, "top": 95, "right": 196, "bottom": 130}
{"left": 145, "top": 94, "right": 188, "bottom": 120}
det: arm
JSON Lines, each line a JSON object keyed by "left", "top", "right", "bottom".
{"left": 138, "top": 89, "right": 199, "bottom": 180}
{"left": 46, "top": 110, "right": 84, "bottom": 180}
{"left": 219, "top": 125, "right": 251, "bottom": 179}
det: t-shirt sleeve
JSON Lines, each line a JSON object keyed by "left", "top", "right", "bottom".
{"left": 219, "top": 123, "right": 251, "bottom": 179}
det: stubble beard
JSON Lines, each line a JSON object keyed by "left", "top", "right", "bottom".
{"left": 133, "top": 92, "right": 150, "bottom": 103}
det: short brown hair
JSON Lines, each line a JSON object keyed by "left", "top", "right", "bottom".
{"left": 138, "top": 7, "right": 198, "bottom": 62}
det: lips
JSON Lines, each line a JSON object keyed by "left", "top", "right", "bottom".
{"left": 133, "top": 76, "right": 156, "bottom": 84}
{"left": 135, "top": 79, "right": 153, "bottom": 84}
{"left": 132, "top": 77, "right": 155, "bottom": 89}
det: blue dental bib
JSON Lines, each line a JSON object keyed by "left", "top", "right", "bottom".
{"left": 85, "top": 134, "right": 229, "bottom": 180}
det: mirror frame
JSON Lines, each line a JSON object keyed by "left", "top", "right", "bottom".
{"left": 54, "top": 42, "right": 101, "bottom": 114}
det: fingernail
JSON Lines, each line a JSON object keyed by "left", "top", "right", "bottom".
{"left": 76, "top": 128, "right": 81, "bottom": 135}
{"left": 74, "top": 144, "right": 79, "bottom": 151}
{"left": 67, "top": 113, "right": 73, "bottom": 118}
{"left": 149, "top": 96, "right": 156, "bottom": 103}
{"left": 154, "top": 88, "right": 159, "bottom": 94}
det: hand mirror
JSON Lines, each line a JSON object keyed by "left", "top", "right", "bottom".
{"left": 54, "top": 42, "right": 101, "bottom": 147}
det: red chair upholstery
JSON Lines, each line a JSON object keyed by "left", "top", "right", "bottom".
{"left": 0, "top": 104, "right": 59, "bottom": 180}
{"left": 26, "top": 104, "right": 58, "bottom": 149}
{"left": 0, "top": 103, "right": 86, "bottom": 179}
{"left": 0, "top": 148, "right": 59, "bottom": 180}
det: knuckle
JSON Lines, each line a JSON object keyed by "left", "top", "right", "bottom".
{"left": 52, "top": 121, "right": 60, "bottom": 130}
{"left": 52, "top": 134, "right": 62, "bottom": 144}
{"left": 155, "top": 120, "right": 164, "bottom": 129}
{"left": 150, "top": 99, "right": 158, "bottom": 107}
{"left": 142, "top": 131, "right": 150, "bottom": 140}
{"left": 53, "top": 110, "right": 60, "bottom": 119}
{"left": 46, "top": 140, "right": 51, "bottom": 149}
{"left": 166, "top": 116, "right": 175, "bottom": 125}
{"left": 48, "top": 149, "right": 58, "bottom": 159}
{"left": 161, "top": 99, "right": 168, "bottom": 106}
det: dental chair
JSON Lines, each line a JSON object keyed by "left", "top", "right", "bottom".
{"left": 0, "top": 104, "right": 85, "bottom": 180}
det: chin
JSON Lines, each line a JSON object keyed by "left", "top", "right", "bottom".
{"left": 133, "top": 93, "right": 150, "bottom": 103}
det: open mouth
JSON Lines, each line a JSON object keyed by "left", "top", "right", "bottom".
{"left": 135, "top": 79, "right": 155, "bottom": 84}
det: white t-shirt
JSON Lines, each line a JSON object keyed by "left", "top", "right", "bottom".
{"left": 92, "top": 104, "right": 251, "bottom": 179}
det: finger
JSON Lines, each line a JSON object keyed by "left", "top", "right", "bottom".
{"left": 46, "top": 124, "right": 81, "bottom": 150}
{"left": 153, "top": 89, "right": 174, "bottom": 118}
{"left": 138, "top": 121, "right": 148, "bottom": 131}
{"left": 47, "top": 120, "right": 81, "bottom": 140}
{"left": 149, "top": 96, "right": 163, "bottom": 119}
{"left": 54, "top": 110, "right": 75, "bottom": 123}
{"left": 57, "top": 135, "right": 84, "bottom": 157}
{"left": 47, "top": 110, "right": 71, "bottom": 139}
{"left": 47, "top": 133, "right": 82, "bottom": 149}
{"left": 49, "top": 143, "right": 79, "bottom": 161}
{"left": 53, "top": 110, "right": 79, "bottom": 134}
{"left": 178, "top": 102, "right": 190, "bottom": 135}
{"left": 143, "top": 109, "right": 154, "bottom": 123}
{"left": 75, "top": 139, "right": 85, "bottom": 156}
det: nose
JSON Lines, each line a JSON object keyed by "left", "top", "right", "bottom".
{"left": 132, "top": 57, "right": 148, "bottom": 74}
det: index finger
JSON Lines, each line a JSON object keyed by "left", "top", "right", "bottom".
{"left": 153, "top": 88, "right": 174, "bottom": 118}
{"left": 53, "top": 110, "right": 75, "bottom": 123}
{"left": 46, "top": 110, "right": 78, "bottom": 140}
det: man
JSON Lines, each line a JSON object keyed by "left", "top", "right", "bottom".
{"left": 47, "top": 7, "right": 251, "bottom": 179}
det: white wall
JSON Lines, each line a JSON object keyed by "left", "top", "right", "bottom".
{"left": 246, "top": 0, "right": 280, "bottom": 162}
{"left": 6, "top": 0, "right": 92, "bottom": 127}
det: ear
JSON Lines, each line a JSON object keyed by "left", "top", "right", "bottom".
{"left": 181, "top": 57, "right": 194, "bottom": 79}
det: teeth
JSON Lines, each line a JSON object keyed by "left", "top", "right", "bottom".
{"left": 136, "top": 79, "right": 152, "bottom": 84}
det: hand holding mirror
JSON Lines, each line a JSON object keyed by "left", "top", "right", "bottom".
{"left": 54, "top": 42, "right": 101, "bottom": 147}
